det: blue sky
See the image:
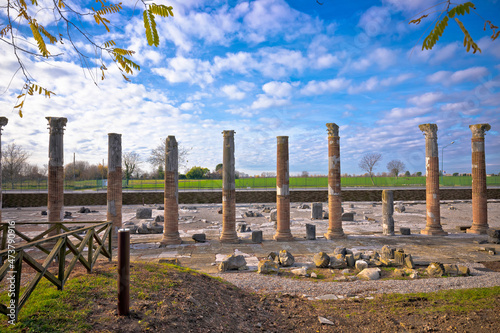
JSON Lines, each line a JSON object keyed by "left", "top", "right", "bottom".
{"left": 1, "top": 0, "right": 499, "bottom": 176}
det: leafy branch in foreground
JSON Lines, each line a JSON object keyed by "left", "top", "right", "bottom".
{"left": 409, "top": 1, "right": 498, "bottom": 54}
{"left": 2, "top": 0, "right": 174, "bottom": 117}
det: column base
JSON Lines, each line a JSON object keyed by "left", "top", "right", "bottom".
{"left": 324, "top": 231, "right": 345, "bottom": 239}
{"left": 273, "top": 231, "right": 294, "bottom": 242}
{"left": 466, "top": 225, "right": 489, "bottom": 235}
{"left": 160, "top": 233, "right": 182, "bottom": 246}
{"left": 220, "top": 231, "right": 239, "bottom": 243}
{"left": 420, "top": 227, "right": 448, "bottom": 236}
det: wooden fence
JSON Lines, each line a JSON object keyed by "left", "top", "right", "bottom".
{"left": 0, "top": 221, "right": 112, "bottom": 322}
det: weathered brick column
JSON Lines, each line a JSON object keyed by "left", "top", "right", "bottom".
{"left": 325, "top": 123, "right": 344, "bottom": 239}
{"left": 220, "top": 130, "right": 239, "bottom": 243}
{"left": 382, "top": 190, "right": 394, "bottom": 236}
{"left": 161, "top": 136, "right": 182, "bottom": 245}
{"left": 467, "top": 124, "right": 491, "bottom": 234}
{"left": 419, "top": 123, "right": 447, "bottom": 236}
{"left": 46, "top": 117, "right": 67, "bottom": 235}
{"left": 274, "top": 136, "right": 293, "bottom": 241}
{"left": 107, "top": 133, "right": 122, "bottom": 239}
{"left": 0, "top": 117, "right": 8, "bottom": 223}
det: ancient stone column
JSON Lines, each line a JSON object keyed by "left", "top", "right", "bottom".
{"left": 325, "top": 123, "right": 344, "bottom": 239}
{"left": 161, "top": 136, "right": 182, "bottom": 245}
{"left": 467, "top": 124, "right": 491, "bottom": 234}
{"left": 382, "top": 190, "right": 394, "bottom": 236}
{"left": 107, "top": 133, "right": 122, "bottom": 239}
{"left": 46, "top": 117, "right": 67, "bottom": 235}
{"left": 220, "top": 130, "right": 239, "bottom": 243}
{"left": 419, "top": 123, "right": 447, "bottom": 236}
{"left": 0, "top": 117, "right": 8, "bottom": 223}
{"left": 274, "top": 136, "right": 293, "bottom": 241}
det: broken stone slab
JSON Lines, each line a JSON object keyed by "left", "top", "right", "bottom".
{"left": 393, "top": 268, "right": 405, "bottom": 277}
{"left": 341, "top": 212, "right": 354, "bottom": 221}
{"left": 298, "top": 203, "right": 310, "bottom": 209}
{"left": 313, "top": 252, "right": 330, "bottom": 268}
{"left": 487, "top": 228, "right": 500, "bottom": 238}
{"left": 345, "top": 254, "right": 355, "bottom": 267}
{"left": 192, "top": 233, "right": 206, "bottom": 243}
{"left": 218, "top": 255, "right": 247, "bottom": 272}
{"left": 252, "top": 230, "right": 263, "bottom": 243}
{"left": 404, "top": 254, "right": 415, "bottom": 269}
{"left": 426, "top": 262, "right": 445, "bottom": 277}
{"left": 311, "top": 203, "right": 323, "bottom": 219}
{"left": 270, "top": 209, "right": 278, "bottom": 222}
{"left": 291, "top": 266, "right": 308, "bottom": 276}
{"left": 488, "top": 237, "right": 500, "bottom": 244}
{"left": 257, "top": 259, "right": 279, "bottom": 274}
{"left": 64, "top": 211, "right": 72, "bottom": 218}
{"left": 236, "top": 223, "right": 247, "bottom": 232}
{"left": 329, "top": 255, "right": 346, "bottom": 269}
{"left": 457, "top": 265, "right": 470, "bottom": 276}
{"left": 394, "top": 205, "right": 405, "bottom": 213}
{"left": 318, "top": 316, "right": 334, "bottom": 325}
{"left": 278, "top": 250, "right": 295, "bottom": 267}
{"left": 136, "top": 208, "right": 152, "bottom": 219}
{"left": 154, "top": 215, "right": 164, "bottom": 223}
{"left": 355, "top": 260, "right": 368, "bottom": 271}
{"left": 381, "top": 245, "right": 396, "bottom": 260}
{"left": 357, "top": 268, "right": 381, "bottom": 280}
{"left": 305, "top": 224, "right": 316, "bottom": 240}
{"left": 394, "top": 250, "right": 405, "bottom": 266}
{"left": 333, "top": 247, "right": 347, "bottom": 256}
{"left": 443, "top": 264, "right": 459, "bottom": 276}
{"left": 400, "top": 227, "right": 411, "bottom": 235}
{"left": 79, "top": 207, "right": 91, "bottom": 213}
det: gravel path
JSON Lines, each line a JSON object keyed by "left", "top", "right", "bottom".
{"left": 211, "top": 263, "right": 500, "bottom": 299}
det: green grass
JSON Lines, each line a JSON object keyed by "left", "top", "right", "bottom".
{"left": 8, "top": 175, "right": 500, "bottom": 191}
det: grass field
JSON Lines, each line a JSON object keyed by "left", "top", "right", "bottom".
{"left": 4, "top": 175, "right": 500, "bottom": 191}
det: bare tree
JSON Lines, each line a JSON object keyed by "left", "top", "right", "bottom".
{"left": 387, "top": 160, "right": 406, "bottom": 179}
{"left": 148, "top": 138, "right": 190, "bottom": 170}
{"left": 123, "top": 152, "right": 141, "bottom": 185}
{"left": 358, "top": 153, "right": 382, "bottom": 185}
{"left": 2, "top": 143, "right": 30, "bottom": 188}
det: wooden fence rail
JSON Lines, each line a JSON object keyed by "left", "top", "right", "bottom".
{"left": 0, "top": 221, "right": 112, "bottom": 322}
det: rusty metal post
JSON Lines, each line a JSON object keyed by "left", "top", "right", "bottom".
{"left": 220, "top": 130, "right": 239, "bottom": 243}
{"left": 419, "top": 123, "right": 447, "bottom": 236}
{"left": 161, "top": 136, "right": 182, "bottom": 245}
{"left": 467, "top": 124, "right": 491, "bottom": 234}
{"left": 274, "top": 136, "right": 293, "bottom": 241}
{"left": 325, "top": 123, "right": 344, "bottom": 239}
{"left": 0, "top": 117, "right": 8, "bottom": 223}
{"left": 46, "top": 117, "right": 67, "bottom": 236}
{"left": 117, "top": 228, "right": 130, "bottom": 316}
{"left": 107, "top": 133, "right": 122, "bottom": 240}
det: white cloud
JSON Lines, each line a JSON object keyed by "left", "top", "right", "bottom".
{"left": 221, "top": 85, "right": 246, "bottom": 100}
{"left": 427, "top": 67, "right": 489, "bottom": 85}
{"left": 152, "top": 57, "right": 214, "bottom": 86}
{"left": 350, "top": 47, "right": 397, "bottom": 71}
{"left": 262, "top": 81, "right": 293, "bottom": 98}
{"left": 408, "top": 92, "right": 444, "bottom": 107}
{"left": 358, "top": 6, "right": 392, "bottom": 37}
{"left": 301, "top": 78, "right": 350, "bottom": 96}
{"left": 347, "top": 73, "right": 413, "bottom": 94}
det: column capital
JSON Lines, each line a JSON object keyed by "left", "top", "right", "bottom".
{"left": 326, "top": 123, "right": 339, "bottom": 137}
{"left": 0, "top": 117, "right": 8, "bottom": 130}
{"left": 166, "top": 135, "right": 177, "bottom": 147}
{"left": 469, "top": 124, "right": 491, "bottom": 138}
{"left": 46, "top": 117, "right": 67, "bottom": 134}
{"left": 222, "top": 130, "right": 235, "bottom": 137}
{"left": 419, "top": 123, "right": 438, "bottom": 138}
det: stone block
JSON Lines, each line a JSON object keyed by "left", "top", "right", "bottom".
{"left": 404, "top": 254, "right": 415, "bottom": 269}
{"left": 342, "top": 212, "right": 354, "bottom": 221}
{"left": 305, "top": 224, "right": 316, "bottom": 240}
{"left": 192, "top": 233, "right": 206, "bottom": 242}
{"left": 136, "top": 208, "right": 152, "bottom": 219}
{"left": 154, "top": 215, "right": 164, "bottom": 222}
{"left": 252, "top": 230, "right": 263, "bottom": 243}
{"left": 345, "top": 254, "right": 355, "bottom": 267}
{"left": 236, "top": 223, "right": 247, "bottom": 232}
{"left": 313, "top": 252, "right": 330, "bottom": 268}
{"left": 278, "top": 250, "right": 295, "bottom": 267}
{"left": 395, "top": 205, "right": 405, "bottom": 213}
{"left": 400, "top": 227, "right": 411, "bottom": 235}
{"left": 457, "top": 265, "right": 470, "bottom": 276}
{"left": 487, "top": 228, "right": 500, "bottom": 238}
{"left": 257, "top": 259, "right": 279, "bottom": 274}
{"left": 426, "top": 262, "right": 444, "bottom": 277}
{"left": 355, "top": 260, "right": 368, "bottom": 271}
{"left": 333, "top": 247, "right": 347, "bottom": 256}
{"left": 158, "top": 258, "right": 181, "bottom": 265}
{"left": 218, "top": 255, "right": 247, "bottom": 272}
{"left": 311, "top": 202, "right": 323, "bottom": 219}
{"left": 357, "top": 268, "right": 381, "bottom": 280}
{"left": 270, "top": 209, "right": 278, "bottom": 221}
{"left": 394, "top": 250, "right": 405, "bottom": 266}
{"left": 488, "top": 237, "right": 500, "bottom": 244}
{"left": 381, "top": 245, "right": 395, "bottom": 259}
{"left": 456, "top": 226, "right": 470, "bottom": 233}
{"left": 443, "top": 264, "right": 459, "bottom": 276}
{"left": 291, "top": 267, "right": 308, "bottom": 276}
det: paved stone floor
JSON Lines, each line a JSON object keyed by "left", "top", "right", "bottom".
{"left": 4, "top": 199, "right": 500, "bottom": 274}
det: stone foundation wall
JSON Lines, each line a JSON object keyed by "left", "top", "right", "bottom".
{"left": 3, "top": 188, "right": 499, "bottom": 208}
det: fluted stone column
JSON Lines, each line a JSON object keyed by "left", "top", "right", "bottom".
{"left": 107, "top": 133, "right": 122, "bottom": 239}
{"left": 467, "top": 124, "right": 491, "bottom": 234}
{"left": 47, "top": 117, "right": 67, "bottom": 235}
{"left": 325, "top": 123, "right": 344, "bottom": 239}
{"left": 0, "top": 117, "right": 8, "bottom": 223}
{"left": 161, "top": 136, "right": 182, "bottom": 245}
{"left": 274, "top": 136, "right": 293, "bottom": 241}
{"left": 382, "top": 190, "right": 394, "bottom": 236}
{"left": 419, "top": 123, "right": 447, "bottom": 236}
{"left": 220, "top": 130, "right": 239, "bottom": 243}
